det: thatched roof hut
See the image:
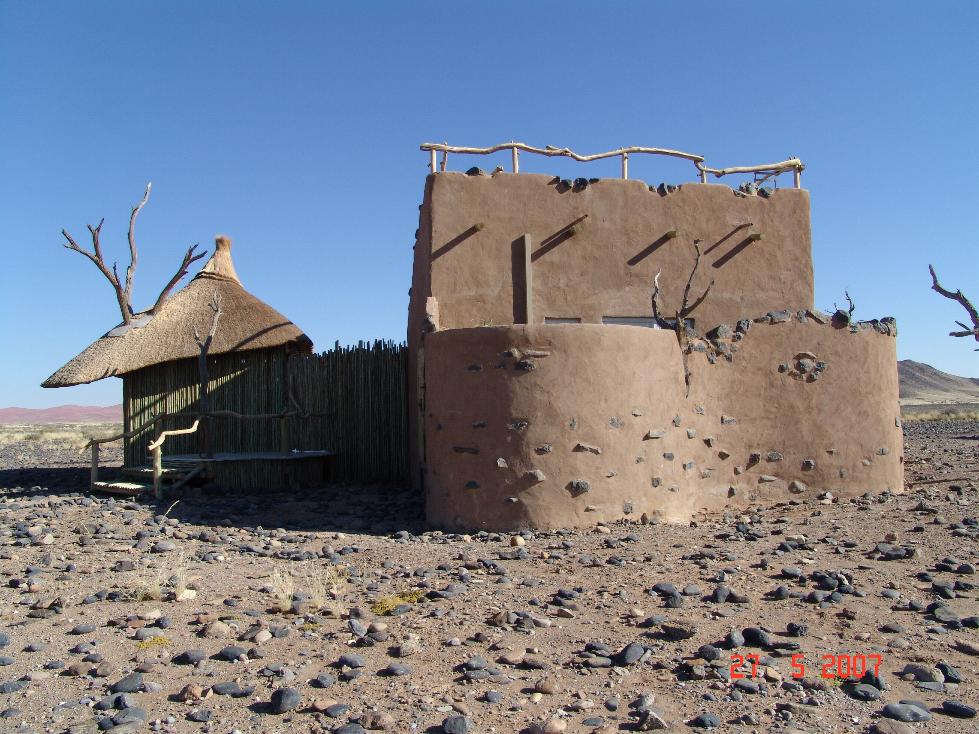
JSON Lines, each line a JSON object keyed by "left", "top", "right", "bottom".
{"left": 43, "top": 236, "right": 315, "bottom": 485}
{"left": 43, "top": 236, "right": 311, "bottom": 387}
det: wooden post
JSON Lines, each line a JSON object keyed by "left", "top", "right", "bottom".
{"left": 280, "top": 414, "right": 289, "bottom": 453}
{"left": 430, "top": 149, "right": 437, "bottom": 174}
{"left": 621, "top": 152, "right": 629, "bottom": 179}
{"left": 517, "top": 233, "right": 533, "bottom": 324}
{"left": 90, "top": 443, "right": 99, "bottom": 488}
{"left": 512, "top": 146, "right": 519, "bottom": 173}
{"left": 700, "top": 169, "right": 708, "bottom": 184}
{"left": 793, "top": 168, "right": 801, "bottom": 189}
{"left": 152, "top": 444, "right": 162, "bottom": 499}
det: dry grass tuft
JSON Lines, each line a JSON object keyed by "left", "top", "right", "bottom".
{"left": 268, "top": 563, "right": 348, "bottom": 616}
{"left": 269, "top": 567, "right": 297, "bottom": 613}
{"left": 125, "top": 551, "right": 197, "bottom": 602}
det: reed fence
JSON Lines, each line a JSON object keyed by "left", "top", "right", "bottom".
{"left": 288, "top": 340, "right": 408, "bottom": 483}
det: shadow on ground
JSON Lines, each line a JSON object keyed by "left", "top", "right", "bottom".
{"left": 0, "top": 466, "right": 426, "bottom": 536}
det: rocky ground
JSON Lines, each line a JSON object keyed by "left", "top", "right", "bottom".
{"left": 0, "top": 421, "right": 977, "bottom": 734}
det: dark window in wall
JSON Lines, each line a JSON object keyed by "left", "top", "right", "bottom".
{"left": 601, "top": 316, "right": 694, "bottom": 330}
{"left": 544, "top": 317, "right": 582, "bottom": 324}
{"left": 602, "top": 316, "right": 656, "bottom": 328}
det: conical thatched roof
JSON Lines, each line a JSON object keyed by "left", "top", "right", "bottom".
{"left": 43, "top": 236, "right": 312, "bottom": 387}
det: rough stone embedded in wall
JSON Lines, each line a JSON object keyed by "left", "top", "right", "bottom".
{"left": 567, "top": 480, "right": 590, "bottom": 496}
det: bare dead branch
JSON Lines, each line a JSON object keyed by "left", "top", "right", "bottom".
{"left": 193, "top": 293, "right": 223, "bottom": 352}
{"left": 929, "top": 264, "right": 979, "bottom": 343}
{"left": 62, "top": 218, "right": 132, "bottom": 324}
{"left": 650, "top": 270, "right": 665, "bottom": 325}
{"left": 123, "top": 183, "right": 152, "bottom": 314}
{"left": 150, "top": 243, "right": 206, "bottom": 314}
{"left": 194, "top": 293, "right": 222, "bottom": 459}
{"left": 679, "top": 241, "right": 715, "bottom": 319}
{"left": 833, "top": 290, "right": 856, "bottom": 320}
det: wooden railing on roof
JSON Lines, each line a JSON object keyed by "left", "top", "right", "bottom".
{"left": 419, "top": 141, "right": 805, "bottom": 188}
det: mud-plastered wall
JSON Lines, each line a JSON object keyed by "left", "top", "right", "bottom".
{"left": 408, "top": 172, "right": 813, "bottom": 336}
{"left": 424, "top": 320, "right": 901, "bottom": 531}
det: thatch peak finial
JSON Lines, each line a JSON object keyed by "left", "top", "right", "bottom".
{"left": 198, "top": 234, "right": 240, "bottom": 283}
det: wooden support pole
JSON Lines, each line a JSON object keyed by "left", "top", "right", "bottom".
{"left": 621, "top": 152, "right": 629, "bottom": 179}
{"left": 90, "top": 443, "right": 99, "bottom": 488}
{"left": 430, "top": 149, "right": 437, "bottom": 174}
{"left": 152, "top": 444, "right": 162, "bottom": 499}
{"left": 699, "top": 168, "right": 708, "bottom": 184}
{"left": 512, "top": 146, "right": 519, "bottom": 173}
{"left": 280, "top": 415, "right": 289, "bottom": 453}
{"left": 793, "top": 168, "right": 801, "bottom": 188}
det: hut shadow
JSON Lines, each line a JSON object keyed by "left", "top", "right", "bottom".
{"left": 155, "top": 481, "right": 426, "bottom": 535}
{"left": 0, "top": 466, "right": 98, "bottom": 496}
{"left": 0, "top": 467, "right": 425, "bottom": 536}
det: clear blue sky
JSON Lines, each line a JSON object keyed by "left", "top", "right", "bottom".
{"left": 2, "top": 2, "right": 977, "bottom": 408}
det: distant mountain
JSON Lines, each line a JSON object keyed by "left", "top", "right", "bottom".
{"left": 0, "top": 404, "right": 122, "bottom": 424}
{"left": 898, "top": 360, "right": 979, "bottom": 405}
{"left": 0, "top": 363, "right": 976, "bottom": 421}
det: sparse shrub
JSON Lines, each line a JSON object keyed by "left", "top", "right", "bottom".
{"left": 371, "top": 589, "right": 426, "bottom": 616}
{"left": 135, "top": 635, "right": 171, "bottom": 650}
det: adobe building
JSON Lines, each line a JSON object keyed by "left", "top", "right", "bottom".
{"left": 408, "top": 143, "right": 903, "bottom": 531}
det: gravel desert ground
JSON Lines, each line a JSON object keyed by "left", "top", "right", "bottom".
{"left": 0, "top": 421, "right": 976, "bottom": 734}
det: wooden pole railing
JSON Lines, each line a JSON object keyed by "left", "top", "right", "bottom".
{"left": 148, "top": 420, "right": 200, "bottom": 499}
{"left": 419, "top": 141, "right": 805, "bottom": 188}
{"left": 82, "top": 408, "right": 335, "bottom": 495}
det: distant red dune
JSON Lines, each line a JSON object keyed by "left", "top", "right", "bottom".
{"left": 0, "top": 404, "right": 122, "bottom": 424}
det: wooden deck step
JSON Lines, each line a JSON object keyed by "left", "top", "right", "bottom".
{"left": 92, "top": 480, "right": 151, "bottom": 495}
{"left": 121, "top": 466, "right": 187, "bottom": 479}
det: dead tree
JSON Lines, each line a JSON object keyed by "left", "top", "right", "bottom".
{"left": 61, "top": 183, "right": 206, "bottom": 324}
{"left": 651, "top": 241, "right": 715, "bottom": 394}
{"left": 929, "top": 265, "right": 979, "bottom": 349}
{"left": 832, "top": 290, "right": 856, "bottom": 325}
{"left": 193, "top": 294, "right": 223, "bottom": 458}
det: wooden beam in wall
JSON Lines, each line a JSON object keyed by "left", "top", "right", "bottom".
{"left": 513, "top": 233, "right": 533, "bottom": 324}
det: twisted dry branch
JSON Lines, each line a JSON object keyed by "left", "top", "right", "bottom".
{"left": 929, "top": 265, "right": 979, "bottom": 346}
{"left": 62, "top": 183, "right": 205, "bottom": 323}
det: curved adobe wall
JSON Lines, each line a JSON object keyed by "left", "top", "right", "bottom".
{"left": 424, "top": 325, "right": 688, "bottom": 530}
{"left": 424, "top": 322, "right": 901, "bottom": 531}
{"left": 684, "top": 318, "right": 903, "bottom": 505}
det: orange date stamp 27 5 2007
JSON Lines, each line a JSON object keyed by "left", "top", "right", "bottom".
{"left": 730, "top": 653, "right": 883, "bottom": 680}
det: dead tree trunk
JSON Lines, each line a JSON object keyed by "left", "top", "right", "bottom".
{"left": 929, "top": 265, "right": 979, "bottom": 349}
{"left": 61, "top": 183, "right": 206, "bottom": 324}
{"left": 193, "top": 294, "right": 223, "bottom": 458}
{"left": 652, "top": 241, "right": 714, "bottom": 395}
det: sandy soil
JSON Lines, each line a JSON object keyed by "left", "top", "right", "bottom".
{"left": 0, "top": 421, "right": 976, "bottom": 734}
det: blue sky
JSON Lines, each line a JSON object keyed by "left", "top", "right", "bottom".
{"left": 2, "top": 2, "right": 977, "bottom": 408}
